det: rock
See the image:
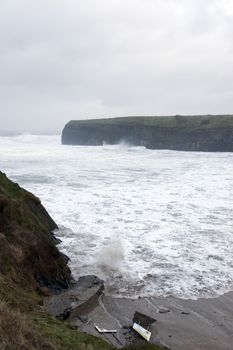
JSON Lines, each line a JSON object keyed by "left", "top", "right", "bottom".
{"left": 38, "top": 286, "right": 53, "bottom": 296}
{"left": 158, "top": 308, "right": 170, "bottom": 314}
{"left": 62, "top": 115, "right": 233, "bottom": 152}
{"left": 44, "top": 275, "right": 104, "bottom": 320}
{"left": 78, "top": 315, "right": 89, "bottom": 323}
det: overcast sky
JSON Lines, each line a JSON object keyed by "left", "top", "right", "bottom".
{"left": 1, "top": 0, "right": 233, "bottom": 132}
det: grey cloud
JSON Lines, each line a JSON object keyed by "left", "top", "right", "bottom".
{"left": 0, "top": 0, "right": 233, "bottom": 132}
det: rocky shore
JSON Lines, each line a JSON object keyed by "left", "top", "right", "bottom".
{"left": 44, "top": 275, "right": 233, "bottom": 350}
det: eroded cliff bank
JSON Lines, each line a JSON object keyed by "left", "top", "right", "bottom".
{"left": 62, "top": 115, "right": 233, "bottom": 152}
{"left": 0, "top": 171, "right": 71, "bottom": 292}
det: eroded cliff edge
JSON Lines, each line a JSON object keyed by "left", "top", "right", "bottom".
{"left": 62, "top": 115, "right": 233, "bottom": 152}
{"left": 0, "top": 171, "right": 71, "bottom": 292}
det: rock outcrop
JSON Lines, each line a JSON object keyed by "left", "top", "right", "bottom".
{"left": 44, "top": 275, "right": 104, "bottom": 320}
{"left": 62, "top": 115, "right": 233, "bottom": 152}
{"left": 0, "top": 171, "right": 71, "bottom": 293}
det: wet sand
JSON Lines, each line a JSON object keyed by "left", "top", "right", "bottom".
{"left": 70, "top": 291, "right": 233, "bottom": 349}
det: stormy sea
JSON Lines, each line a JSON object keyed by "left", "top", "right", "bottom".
{"left": 0, "top": 133, "right": 233, "bottom": 299}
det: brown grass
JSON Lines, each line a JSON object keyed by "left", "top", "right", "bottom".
{"left": 0, "top": 301, "right": 55, "bottom": 350}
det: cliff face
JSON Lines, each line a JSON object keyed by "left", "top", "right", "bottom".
{"left": 62, "top": 115, "right": 233, "bottom": 152}
{"left": 0, "top": 171, "right": 71, "bottom": 293}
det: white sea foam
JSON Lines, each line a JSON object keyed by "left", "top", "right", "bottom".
{"left": 97, "top": 238, "right": 125, "bottom": 271}
{"left": 0, "top": 134, "right": 233, "bottom": 299}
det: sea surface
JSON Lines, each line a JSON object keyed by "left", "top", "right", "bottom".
{"left": 0, "top": 134, "right": 233, "bottom": 299}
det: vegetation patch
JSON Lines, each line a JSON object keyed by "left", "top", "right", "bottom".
{"left": 68, "top": 115, "right": 233, "bottom": 129}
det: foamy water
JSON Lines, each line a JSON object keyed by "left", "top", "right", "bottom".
{"left": 0, "top": 134, "right": 233, "bottom": 299}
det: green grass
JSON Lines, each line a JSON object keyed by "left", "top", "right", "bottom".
{"left": 33, "top": 312, "right": 113, "bottom": 350}
{"left": 0, "top": 276, "right": 42, "bottom": 311}
{"left": 0, "top": 171, "right": 54, "bottom": 236}
{"left": 0, "top": 276, "right": 111, "bottom": 350}
{"left": 67, "top": 115, "right": 233, "bottom": 129}
{"left": 33, "top": 312, "right": 168, "bottom": 350}
{"left": 0, "top": 171, "right": 24, "bottom": 198}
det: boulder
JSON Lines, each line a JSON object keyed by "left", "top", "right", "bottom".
{"left": 44, "top": 275, "right": 104, "bottom": 320}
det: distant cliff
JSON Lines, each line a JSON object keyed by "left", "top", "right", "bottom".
{"left": 62, "top": 115, "right": 233, "bottom": 152}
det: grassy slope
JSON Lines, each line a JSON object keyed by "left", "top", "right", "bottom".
{"left": 0, "top": 276, "right": 113, "bottom": 350}
{"left": 68, "top": 115, "right": 233, "bottom": 129}
{"left": 0, "top": 171, "right": 71, "bottom": 291}
{"left": 0, "top": 261, "right": 166, "bottom": 350}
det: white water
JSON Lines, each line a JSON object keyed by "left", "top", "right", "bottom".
{"left": 0, "top": 134, "right": 233, "bottom": 299}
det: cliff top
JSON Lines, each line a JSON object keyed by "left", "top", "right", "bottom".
{"left": 66, "top": 115, "right": 233, "bottom": 129}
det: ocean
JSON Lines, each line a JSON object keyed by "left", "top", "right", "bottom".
{"left": 0, "top": 133, "right": 233, "bottom": 299}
